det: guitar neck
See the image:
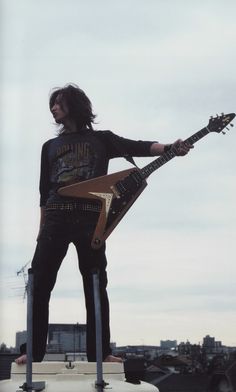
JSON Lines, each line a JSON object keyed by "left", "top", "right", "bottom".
{"left": 141, "top": 126, "right": 210, "bottom": 179}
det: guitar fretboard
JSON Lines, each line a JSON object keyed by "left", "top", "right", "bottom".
{"left": 141, "top": 126, "right": 210, "bottom": 179}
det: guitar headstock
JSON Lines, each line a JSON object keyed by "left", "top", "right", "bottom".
{"left": 207, "top": 112, "right": 235, "bottom": 134}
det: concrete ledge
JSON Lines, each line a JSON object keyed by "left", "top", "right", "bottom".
{"left": 11, "top": 361, "right": 124, "bottom": 375}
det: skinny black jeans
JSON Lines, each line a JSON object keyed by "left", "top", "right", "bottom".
{"left": 29, "top": 209, "right": 111, "bottom": 362}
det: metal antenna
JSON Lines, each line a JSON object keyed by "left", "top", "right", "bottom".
{"left": 92, "top": 269, "right": 108, "bottom": 391}
{"left": 17, "top": 261, "right": 31, "bottom": 281}
{"left": 16, "top": 261, "right": 31, "bottom": 299}
{"left": 25, "top": 268, "right": 33, "bottom": 391}
{"left": 19, "top": 269, "right": 45, "bottom": 392}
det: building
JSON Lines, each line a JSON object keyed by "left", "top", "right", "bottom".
{"left": 203, "top": 335, "right": 216, "bottom": 350}
{"left": 15, "top": 331, "right": 27, "bottom": 352}
{"left": 47, "top": 323, "right": 86, "bottom": 353}
{"left": 202, "top": 335, "right": 223, "bottom": 354}
{"left": 160, "top": 340, "right": 177, "bottom": 350}
{"left": 15, "top": 324, "right": 87, "bottom": 354}
{"left": 114, "top": 345, "right": 160, "bottom": 360}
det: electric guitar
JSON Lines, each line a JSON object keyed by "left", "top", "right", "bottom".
{"left": 58, "top": 113, "right": 235, "bottom": 249}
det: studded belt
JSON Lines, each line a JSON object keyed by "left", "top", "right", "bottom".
{"left": 46, "top": 202, "right": 101, "bottom": 212}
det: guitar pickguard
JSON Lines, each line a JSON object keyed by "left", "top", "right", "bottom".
{"left": 89, "top": 192, "right": 113, "bottom": 217}
{"left": 90, "top": 170, "right": 147, "bottom": 248}
{"left": 105, "top": 185, "right": 141, "bottom": 230}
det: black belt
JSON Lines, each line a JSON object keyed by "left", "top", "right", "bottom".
{"left": 46, "top": 202, "right": 101, "bottom": 212}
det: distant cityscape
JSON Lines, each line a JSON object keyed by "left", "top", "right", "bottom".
{"left": 1, "top": 323, "right": 236, "bottom": 391}
{"left": 1, "top": 322, "right": 235, "bottom": 364}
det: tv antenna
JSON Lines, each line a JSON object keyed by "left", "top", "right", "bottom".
{"left": 16, "top": 260, "right": 31, "bottom": 299}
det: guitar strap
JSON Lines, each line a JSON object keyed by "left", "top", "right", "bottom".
{"left": 124, "top": 155, "right": 137, "bottom": 167}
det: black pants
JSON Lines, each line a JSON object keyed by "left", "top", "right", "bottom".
{"left": 27, "top": 209, "right": 111, "bottom": 362}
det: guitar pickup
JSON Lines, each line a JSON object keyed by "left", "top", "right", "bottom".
{"left": 110, "top": 185, "right": 121, "bottom": 199}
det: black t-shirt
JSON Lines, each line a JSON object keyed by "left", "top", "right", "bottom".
{"left": 39, "top": 129, "right": 156, "bottom": 206}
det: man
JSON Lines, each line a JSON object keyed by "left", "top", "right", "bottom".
{"left": 16, "top": 84, "right": 193, "bottom": 365}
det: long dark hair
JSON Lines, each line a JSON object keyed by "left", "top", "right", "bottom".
{"left": 49, "top": 84, "right": 96, "bottom": 133}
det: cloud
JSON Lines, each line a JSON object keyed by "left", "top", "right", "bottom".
{"left": 1, "top": 0, "right": 236, "bottom": 348}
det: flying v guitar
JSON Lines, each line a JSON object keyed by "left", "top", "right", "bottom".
{"left": 58, "top": 113, "right": 235, "bottom": 249}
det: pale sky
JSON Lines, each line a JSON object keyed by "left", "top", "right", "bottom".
{"left": 1, "top": 0, "right": 236, "bottom": 349}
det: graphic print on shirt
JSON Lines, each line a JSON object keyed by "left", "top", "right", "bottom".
{"left": 51, "top": 141, "right": 98, "bottom": 184}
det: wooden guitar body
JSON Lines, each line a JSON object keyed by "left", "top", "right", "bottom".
{"left": 58, "top": 168, "right": 147, "bottom": 249}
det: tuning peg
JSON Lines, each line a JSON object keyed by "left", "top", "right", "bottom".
{"left": 221, "top": 112, "right": 225, "bottom": 115}
{"left": 230, "top": 123, "right": 234, "bottom": 127}
{"left": 222, "top": 131, "right": 226, "bottom": 135}
{"left": 226, "top": 127, "right": 229, "bottom": 130}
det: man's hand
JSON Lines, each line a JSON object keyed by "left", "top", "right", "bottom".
{"left": 172, "top": 139, "right": 194, "bottom": 156}
{"left": 150, "top": 140, "right": 194, "bottom": 156}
